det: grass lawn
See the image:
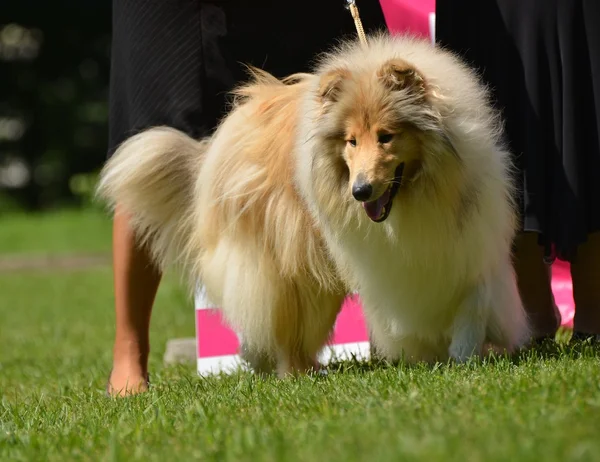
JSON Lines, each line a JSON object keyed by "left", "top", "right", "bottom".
{"left": 0, "top": 208, "right": 112, "bottom": 255}
{"left": 1, "top": 210, "right": 600, "bottom": 461}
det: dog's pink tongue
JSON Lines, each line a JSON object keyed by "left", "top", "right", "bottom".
{"left": 363, "top": 189, "right": 390, "bottom": 221}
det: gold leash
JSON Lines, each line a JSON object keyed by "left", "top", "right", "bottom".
{"left": 346, "top": 0, "right": 368, "bottom": 46}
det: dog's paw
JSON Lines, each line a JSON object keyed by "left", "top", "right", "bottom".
{"left": 239, "top": 343, "right": 275, "bottom": 376}
{"left": 448, "top": 341, "right": 481, "bottom": 363}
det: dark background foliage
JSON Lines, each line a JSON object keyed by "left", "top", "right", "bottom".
{"left": 0, "top": 1, "right": 111, "bottom": 212}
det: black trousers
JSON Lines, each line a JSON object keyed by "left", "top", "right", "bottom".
{"left": 108, "top": 0, "right": 386, "bottom": 157}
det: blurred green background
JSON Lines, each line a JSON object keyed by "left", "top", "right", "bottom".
{"left": 0, "top": 1, "right": 111, "bottom": 214}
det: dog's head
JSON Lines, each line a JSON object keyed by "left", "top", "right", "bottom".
{"left": 316, "top": 58, "right": 455, "bottom": 223}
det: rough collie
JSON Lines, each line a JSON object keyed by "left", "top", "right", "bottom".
{"left": 97, "top": 33, "right": 530, "bottom": 377}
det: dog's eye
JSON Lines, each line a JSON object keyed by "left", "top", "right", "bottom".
{"left": 378, "top": 133, "right": 394, "bottom": 144}
{"left": 347, "top": 139, "right": 357, "bottom": 147}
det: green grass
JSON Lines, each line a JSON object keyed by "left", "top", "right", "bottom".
{"left": 1, "top": 210, "right": 600, "bottom": 461}
{"left": 0, "top": 208, "right": 112, "bottom": 255}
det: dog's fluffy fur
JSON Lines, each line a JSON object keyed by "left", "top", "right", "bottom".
{"left": 97, "top": 33, "right": 529, "bottom": 376}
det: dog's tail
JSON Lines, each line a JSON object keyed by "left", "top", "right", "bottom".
{"left": 96, "top": 126, "right": 208, "bottom": 275}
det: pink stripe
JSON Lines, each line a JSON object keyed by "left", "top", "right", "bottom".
{"left": 551, "top": 260, "right": 575, "bottom": 327}
{"left": 380, "top": 0, "right": 435, "bottom": 39}
{"left": 196, "top": 309, "right": 240, "bottom": 358}
{"left": 332, "top": 295, "right": 370, "bottom": 344}
{"left": 196, "top": 295, "right": 367, "bottom": 358}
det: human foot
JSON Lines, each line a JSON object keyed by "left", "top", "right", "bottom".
{"left": 106, "top": 359, "right": 149, "bottom": 397}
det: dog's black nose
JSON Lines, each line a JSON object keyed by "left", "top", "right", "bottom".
{"left": 352, "top": 180, "right": 373, "bottom": 201}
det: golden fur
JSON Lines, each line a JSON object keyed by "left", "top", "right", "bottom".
{"left": 97, "top": 33, "right": 530, "bottom": 376}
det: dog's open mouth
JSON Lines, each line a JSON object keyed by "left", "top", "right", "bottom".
{"left": 363, "top": 163, "right": 405, "bottom": 223}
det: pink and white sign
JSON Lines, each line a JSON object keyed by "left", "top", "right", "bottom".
{"left": 195, "top": 289, "right": 371, "bottom": 375}
{"left": 195, "top": 0, "right": 576, "bottom": 375}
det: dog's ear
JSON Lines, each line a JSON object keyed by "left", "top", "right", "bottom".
{"left": 377, "top": 59, "right": 427, "bottom": 97}
{"left": 318, "top": 68, "right": 350, "bottom": 105}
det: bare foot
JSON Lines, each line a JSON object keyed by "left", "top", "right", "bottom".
{"left": 107, "top": 361, "right": 149, "bottom": 397}
{"left": 108, "top": 208, "right": 160, "bottom": 397}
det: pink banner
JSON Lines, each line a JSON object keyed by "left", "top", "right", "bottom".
{"left": 380, "top": 0, "right": 436, "bottom": 41}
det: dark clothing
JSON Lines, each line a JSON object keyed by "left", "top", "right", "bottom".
{"left": 108, "top": 0, "right": 386, "bottom": 156}
{"left": 436, "top": 0, "right": 600, "bottom": 262}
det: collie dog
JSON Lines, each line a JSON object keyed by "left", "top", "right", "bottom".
{"left": 97, "top": 34, "right": 530, "bottom": 376}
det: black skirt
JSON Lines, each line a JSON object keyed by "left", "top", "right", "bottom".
{"left": 108, "top": 0, "right": 386, "bottom": 157}
{"left": 436, "top": 0, "right": 600, "bottom": 262}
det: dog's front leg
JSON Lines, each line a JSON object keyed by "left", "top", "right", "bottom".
{"left": 449, "top": 283, "right": 488, "bottom": 362}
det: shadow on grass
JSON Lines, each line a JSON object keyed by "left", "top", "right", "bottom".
{"left": 323, "top": 329, "right": 600, "bottom": 377}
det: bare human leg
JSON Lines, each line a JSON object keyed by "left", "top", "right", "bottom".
{"left": 513, "top": 232, "right": 561, "bottom": 339}
{"left": 571, "top": 232, "right": 600, "bottom": 336}
{"left": 107, "top": 205, "right": 161, "bottom": 397}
